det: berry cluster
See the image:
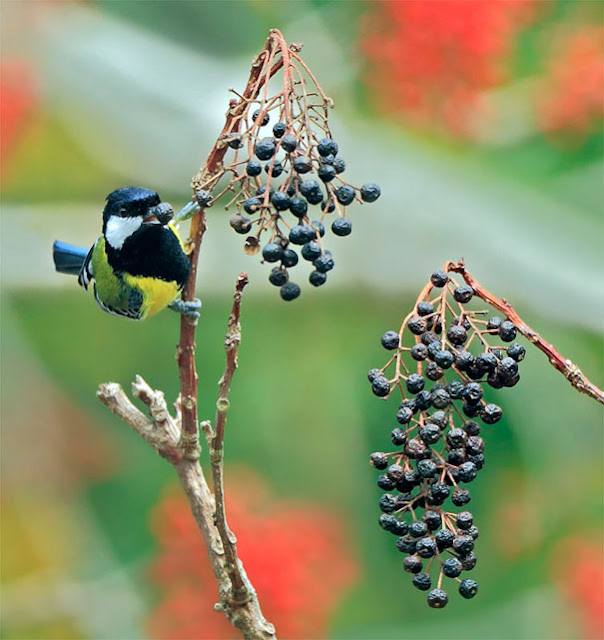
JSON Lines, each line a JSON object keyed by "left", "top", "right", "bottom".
{"left": 194, "top": 39, "right": 380, "bottom": 301}
{"left": 368, "top": 267, "right": 527, "bottom": 608}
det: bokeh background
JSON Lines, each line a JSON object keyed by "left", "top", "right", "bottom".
{"left": 1, "top": 1, "right": 603, "bottom": 639}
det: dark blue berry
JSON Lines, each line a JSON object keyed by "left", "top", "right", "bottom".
{"left": 317, "top": 137, "right": 338, "bottom": 157}
{"left": 293, "top": 156, "right": 312, "bottom": 173}
{"left": 456, "top": 350, "right": 474, "bottom": 371}
{"left": 481, "top": 403, "right": 503, "bottom": 424}
{"left": 301, "top": 242, "right": 322, "bottom": 262}
{"left": 462, "top": 382, "right": 483, "bottom": 403}
{"left": 309, "top": 270, "right": 327, "bottom": 287}
{"left": 255, "top": 184, "right": 274, "bottom": 198}
{"left": 446, "top": 428, "right": 466, "bottom": 448}
{"left": 227, "top": 134, "right": 243, "bottom": 149}
{"left": 409, "top": 521, "right": 428, "bottom": 538}
{"left": 452, "top": 488, "right": 471, "bottom": 506}
{"left": 427, "top": 589, "right": 448, "bottom": 608}
{"left": 412, "top": 573, "right": 431, "bottom": 591}
{"left": 268, "top": 267, "right": 288, "bottom": 286}
{"left": 272, "top": 122, "right": 286, "bottom": 138}
{"left": 289, "top": 224, "right": 315, "bottom": 245}
{"left": 507, "top": 343, "right": 526, "bottom": 361}
{"left": 417, "top": 459, "right": 437, "bottom": 478}
{"left": 458, "top": 462, "right": 477, "bottom": 483}
{"left": 246, "top": 160, "right": 262, "bottom": 176}
{"left": 417, "top": 301, "right": 434, "bottom": 316}
{"left": 289, "top": 197, "right": 308, "bottom": 217}
{"left": 262, "top": 242, "right": 283, "bottom": 262}
{"left": 434, "top": 349, "right": 455, "bottom": 369}
{"left": 430, "top": 270, "right": 448, "bottom": 287}
{"left": 371, "top": 376, "right": 390, "bottom": 397}
{"left": 382, "top": 331, "right": 400, "bottom": 350}
{"left": 280, "top": 134, "right": 298, "bottom": 152}
{"left": 377, "top": 474, "right": 395, "bottom": 490}
{"left": 265, "top": 160, "right": 283, "bottom": 178}
{"left": 431, "top": 388, "right": 450, "bottom": 409}
{"left": 499, "top": 321, "right": 517, "bottom": 342}
{"left": 403, "top": 556, "right": 423, "bottom": 574}
{"left": 461, "top": 552, "right": 477, "bottom": 571}
{"left": 378, "top": 494, "right": 397, "bottom": 513}
{"left": 456, "top": 511, "right": 474, "bottom": 530}
{"left": 466, "top": 436, "right": 484, "bottom": 456}
{"left": 453, "top": 535, "right": 474, "bottom": 555}
{"left": 396, "top": 407, "right": 413, "bottom": 425}
{"left": 281, "top": 249, "right": 299, "bottom": 267}
{"left": 271, "top": 192, "right": 290, "bottom": 211}
{"left": 405, "top": 438, "right": 427, "bottom": 459}
{"left": 280, "top": 282, "right": 300, "bottom": 301}
{"left": 318, "top": 165, "right": 336, "bottom": 182}
{"left": 447, "top": 325, "right": 467, "bottom": 345}
{"left": 408, "top": 316, "right": 427, "bottom": 335}
{"left": 459, "top": 579, "right": 478, "bottom": 599}
{"left": 370, "top": 451, "right": 388, "bottom": 469}
{"left": 254, "top": 138, "right": 276, "bottom": 160}
{"left": 425, "top": 362, "right": 444, "bottom": 381}
{"left": 422, "top": 510, "right": 442, "bottom": 531}
{"left": 453, "top": 285, "right": 474, "bottom": 303}
{"left": 331, "top": 218, "right": 352, "bottom": 236}
{"left": 360, "top": 183, "right": 381, "bottom": 203}
{"left": 243, "top": 197, "right": 261, "bottom": 214}
{"left": 333, "top": 157, "right": 346, "bottom": 173}
{"left": 416, "top": 537, "right": 437, "bottom": 558}
{"left": 411, "top": 343, "right": 429, "bottom": 361}
{"left": 390, "top": 427, "right": 407, "bottom": 446}
{"left": 335, "top": 185, "right": 355, "bottom": 205}
{"left": 435, "top": 529, "right": 455, "bottom": 549}
{"left": 462, "top": 420, "right": 480, "bottom": 436}
{"left": 314, "top": 253, "right": 335, "bottom": 273}
{"left": 443, "top": 557, "right": 463, "bottom": 578}
{"left": 252, "top": 109, "right": 269, "bottom": 126}
{"left": 487, "top": 316, "right": 502, "bottom": 331}
{"left": 406, "top": 373, "right": 424, "bottom": 393}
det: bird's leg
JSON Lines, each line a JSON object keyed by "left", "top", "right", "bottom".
{"left": 169, "top": 298, "right": 202, "bottom": 320}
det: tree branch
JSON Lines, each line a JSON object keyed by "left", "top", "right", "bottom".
{"left": 446, "top": 259, "right": 604, "bottom": 405}
{"left": 210, "top": 273, "right": 249, "bottom": 603}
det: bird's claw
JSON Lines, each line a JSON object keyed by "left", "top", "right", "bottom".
{"left": 169, "top": 298, "right": 202, "bottom": 320}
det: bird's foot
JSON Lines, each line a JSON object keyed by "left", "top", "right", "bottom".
{"left": 169, "top": 298, "right": 202, "bottom": 321}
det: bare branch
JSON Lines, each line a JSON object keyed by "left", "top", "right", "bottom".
{"left": 446, "top": 260, "right": 604, "bottom": 405}
{"left": 211, "top": 273, "right": 250, "bottom": 603}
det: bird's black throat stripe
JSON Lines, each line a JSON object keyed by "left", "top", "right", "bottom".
{"left": 105, "top": 225, "right": 190, "bottom": 287}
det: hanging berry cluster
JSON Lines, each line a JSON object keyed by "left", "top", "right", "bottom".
{"left": 368, "top": 265, "right": 528, "bottom": 609}
{"left": 193, "top": 34, "right": 380, "bottom": 301}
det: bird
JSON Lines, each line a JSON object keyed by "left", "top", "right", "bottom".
{"left": 53, "top": 186, "right": 201, "bottom": 320}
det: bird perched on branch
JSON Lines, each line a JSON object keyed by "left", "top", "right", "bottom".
{"left": 53, "top": 187, "right": 201, "bottom": 320}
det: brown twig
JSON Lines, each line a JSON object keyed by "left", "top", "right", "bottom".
{"left": 210, "top": 273, "right": 249, "bottom": 603}
{"left": 97, "top": 377, "right": 275, "bottom": 639}
{"left": 446, "top": 259, "right": 604, "bottom": 405}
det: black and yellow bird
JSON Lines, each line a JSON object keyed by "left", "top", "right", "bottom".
{"left": 53, "top": 187, "right": 200, "bottom": 320}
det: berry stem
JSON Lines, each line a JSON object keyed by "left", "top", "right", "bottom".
{"left": 446, "top": 260, "right": 604, "bottom": 405}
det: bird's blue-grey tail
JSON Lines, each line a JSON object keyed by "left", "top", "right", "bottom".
{"left": 53, "top": 241, "right": 89, "bottom": 275}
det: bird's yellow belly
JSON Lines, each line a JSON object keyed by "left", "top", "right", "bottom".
{"left": 123, "top": 274, "right": 180, "bottom": 318}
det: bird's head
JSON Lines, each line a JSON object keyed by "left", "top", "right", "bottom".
{"left": 102, "top": 187, "right": 174, "bottom": 249}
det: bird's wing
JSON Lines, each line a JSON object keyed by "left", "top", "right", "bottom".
{"left": 93, "top": 284, "right": 144, "bottom": 320}
{"left": 78, "top": 241, "right": 96, "bottom": 290}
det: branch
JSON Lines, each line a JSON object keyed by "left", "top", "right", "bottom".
{"left": 446, "top": 260, "right": 604, "bottom": 405}
{"left": 97, "top": 377, "right": 275, "bottom": 639}
{"left": 210, "top": 273, "right": 249, "bottom": 603}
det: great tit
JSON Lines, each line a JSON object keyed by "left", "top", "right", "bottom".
{"left": 53, "top": 186, "right": 200, "bottom": 320}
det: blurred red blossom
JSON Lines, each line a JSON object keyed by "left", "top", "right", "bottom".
{"left": 146, "top": 468, "right": 359, "bottom": 639}
{"left": 551, "top": 536, "right": 604, "bottom": 640}
{"left": 0, "top": 60, "right": 37, "bottom": 172}
{"left": 536, "top": 26, "right": 604, "bottom": 144}
{"left": 360, "top": 0, "right": 538, "bottom": 138}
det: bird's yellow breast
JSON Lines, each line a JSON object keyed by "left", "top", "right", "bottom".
{"left": 123, "top": 273, "right": 180, "bottom": 318}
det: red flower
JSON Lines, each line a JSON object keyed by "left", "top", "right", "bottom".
{"left": 536, "top": 26, "right": 604, "bottom": 144}
{"left": 146, "top": 468, "right": 359, "bottom": 639}
{"left": 360, "top": 1, "right": 538, "bottom": 138}
{"left": 551, "top": 536, "right": 604, "bottom": 640}
{"left": 0, "top": 61, "right": 36, "bottom": 173}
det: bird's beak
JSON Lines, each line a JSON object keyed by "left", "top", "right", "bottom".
{"left": 145, "top": 202, "right": 174, "bottom": 225}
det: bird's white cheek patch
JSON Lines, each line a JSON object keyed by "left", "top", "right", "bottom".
{"left": 105, "top": 215, "right": 143, "bottom": 249}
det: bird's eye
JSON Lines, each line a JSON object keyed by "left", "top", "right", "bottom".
{"left": 119, "top": 207, "right": 127, "bottom": 216}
